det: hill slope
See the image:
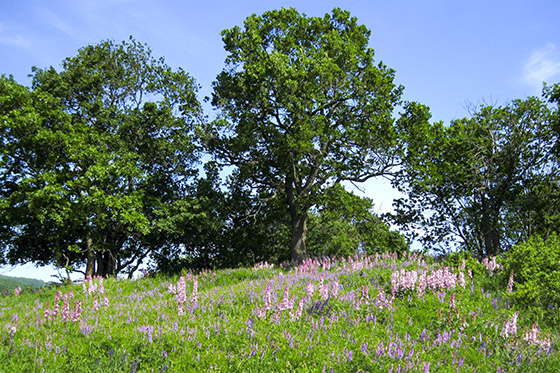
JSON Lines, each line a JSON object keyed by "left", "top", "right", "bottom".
{"left": 0, "top": 253, "right": 557, "bottom": 371}
{"left": 0, "top": 274, "right": 46, "bottom": 291}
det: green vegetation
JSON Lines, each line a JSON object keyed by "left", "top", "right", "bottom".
{"left": 0, "top": 253, "right": 558, "bottom": 371}
{"left": 502, "top": 234, "right": 560, "bottom": 325}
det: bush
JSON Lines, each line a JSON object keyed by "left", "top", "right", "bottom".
{"left": 503, "top": 234, "right": 560, "bottom": 324}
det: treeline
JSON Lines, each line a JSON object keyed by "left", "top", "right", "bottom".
{"left": 0, "top": 8, "right": 558, "bottom": 278}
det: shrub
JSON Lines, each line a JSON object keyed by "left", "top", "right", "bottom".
{"left": 503, "top": 234, "right": 560, "bottom": 324}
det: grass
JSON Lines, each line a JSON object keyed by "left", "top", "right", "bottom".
{"left": 0, "top": 252, "right": 557, "bottom": 372}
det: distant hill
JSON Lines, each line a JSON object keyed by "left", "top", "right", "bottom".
{"left": 0, "top": 274, "right": 46, "bottom": 292}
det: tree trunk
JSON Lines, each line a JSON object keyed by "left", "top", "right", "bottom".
{"left": 291, "top": 212, "right": 308, "bottom": 264}
{"left": 95, "top": 251, "right": 117, "bottom": 277}
{"left": 481, "top": 197, "right": 501, "bottom": 256}
{"left": 96, "top": 252, "right": 106, "bottom": 277}
{"left": 286, "top": 175, "right": 308, "bottom": 263}
{"left": 85, "top": 236, "right": 95, "bottom": 278}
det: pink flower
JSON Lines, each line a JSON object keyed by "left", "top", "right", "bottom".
{"left": 44, "top": 307, "right": 52, "bottom": 321}
{"left": 71, "top": 300, "right": 82, "bottom": 322}
{"left": 522, "top": 322, "right": 551, "bottom": 350}
{"left": 53, "top": 299, "right": 60, "bottom": 319}
{"left": 264, "top": 283, "right": 272, "bottom": 312}
{"left": 191, "top": 276, "right": 199, "bottom": 304}
{"left": 507, "top": 271, "right": 514, "bottom": 294}
{"left": 178, "top": 302, "right": 185, "bottom": 316}
{"left": 319, "top": 279, "right": 329, "bottom": 300}
{"left": 523, "top": 322, "right": 540, "bottom": 345}
{"left": 290, "top": 298, "right": 305, "bottom": 321}
{"left": 501, "top": 311, "right": 519, "bottom": 338}
{"left": 360, "top": 285, "right": 370, "bottom": 305}
{"left": 306, "top": 282, "right": 316, "bottom": 299}
{"left": 331, "top": 280, "right": 339, "bottom": 299}
{"left": 168, "top": 283, "right": 176, "bottom": 294}
{"left": 62, "top": 296, "right": 70, "bottom": 322}
{"left": 449, "top": 293, "right": 456, "bottom": 310}
{"left": 277, "top": 284, "right": 293, "bottom": 311}
{"left": 14, "top": 287, "right": 21, "bottom": 296}
{"left": 177, "top": 275, "right": 187, "bottom": 303}
{"left": 458, "top": 271, "right": 466, "bottom": 288}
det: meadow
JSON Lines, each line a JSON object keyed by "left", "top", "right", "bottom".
{"left": 0, "top": 252, "right": 558, "bottom": 372}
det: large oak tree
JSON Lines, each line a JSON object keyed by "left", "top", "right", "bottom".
{"left": 206, "top": 8, "right": 405, "bottom": 262}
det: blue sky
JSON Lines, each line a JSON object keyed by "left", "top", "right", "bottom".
{"left": 1, "top": 0, "right": 559, "bottom": 281}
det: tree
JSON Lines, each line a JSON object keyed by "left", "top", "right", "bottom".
{"left": 206, "top": 8, "right": 404, "bottom": 262}
{"left": 307, "top": 184, "right": 408, "bottom": 257}
{"left": 393, "top": 97, "right": 557, "bottom": 256}
{"left": 0, "top": 38, "right": 202, "bottom": 277}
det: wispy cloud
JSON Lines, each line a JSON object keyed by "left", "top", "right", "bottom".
{"left": 0, "top": 23, "right": 31, "bottom": 48}
{"left": 522, "top": 43, "right": 560, "bottom": 90}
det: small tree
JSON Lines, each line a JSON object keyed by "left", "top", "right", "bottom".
{"left": 207, "top": 8, "right": 405, "bottom": 262}
{"left": 394, "top": 97, "right": 557, "bottom": 256}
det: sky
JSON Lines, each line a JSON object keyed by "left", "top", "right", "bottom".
{"left": 1, "top": 0, "right": 559, "bottom": 282}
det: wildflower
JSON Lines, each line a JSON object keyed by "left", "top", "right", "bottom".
{"left": 331, "top": 280, "right": 339, "bottom": 299}
{"left": 178, "top": 303, "right": 185, "bottom": 316}
{"left": 458, "top": 271, "right": 466, "bottom": 288}
{"left": 306, "top": 282, "right": 316, "bottom": 299}
{"left": 290, "top": 299, "right": 305, "bottom": 321}
{"left": 176, "top": 275, "right": 187, "bottom": 304}
{"left": 14, "top": 287, "right": 21, "bottom": 296}
{"left": 191, "top": 276, "right": 198, "bottom": 304}
{"left": 523, "top": 322, "right": 539, "bottom": 345}
{"left": 522, "top": 322, "right": 552, "bottom": 350}
{"left": 168, "top": 283, "right": 176, "bottom": 294}
{"left": 264, "top": 283, "right": 272, "bottom": 312}
{"left": 44, "top": 306, "right": 52, "bottom": 321}
{"left": 360, "top": 285, "right": 369, "bottom": 305}
{"left": 278, "top": 284, "right": 293, "bottom": 311}
{"left": 501, "top": 311, "right": 519, "bottom": 338}
{"left": 319, "top": 279, "right": 329, "bottom": 300}
{"left": 507, "top": 271, "right": 514, "bottom": 294}
{"left": 449, "top": 293, "right": 456, "bottom": 310}
{"left": 61, "top": 296, "right": 70, "bottom": 322}
{"left": 253, "top": 261, "right": 273, "bottom": 270}
{"left": 98, "top": 277, "right": 105, "bottom": 294}
{"left": 53, "top": 298, "right": 60, "bottom": 319}
{"left": 71, "top": 300, "right": 82, "bottom": 322}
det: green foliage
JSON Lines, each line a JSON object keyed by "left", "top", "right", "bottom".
{"left": 503, "top": 234, "right": 560, "bottom": 325}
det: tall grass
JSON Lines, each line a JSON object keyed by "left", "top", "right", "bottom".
{"left": 0, "top": 252, "right": 557, "bottom": 372}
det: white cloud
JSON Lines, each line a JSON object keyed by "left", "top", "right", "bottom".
{"left": 522, "top": 43, "right": 560, "bottom": 89}
{"left": 0, "top": 23, "right": 31, "bottom": 48}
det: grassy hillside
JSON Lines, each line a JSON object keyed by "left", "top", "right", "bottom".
{"left": 0, "top": 252, "right": 557, "bottom": 372}
{"left": 0, "top": 274, "right": 46, "bottom": 292}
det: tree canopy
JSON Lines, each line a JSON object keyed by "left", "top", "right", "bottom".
{"left": 0, "top": 38, "right": 202, "bottom": 277}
